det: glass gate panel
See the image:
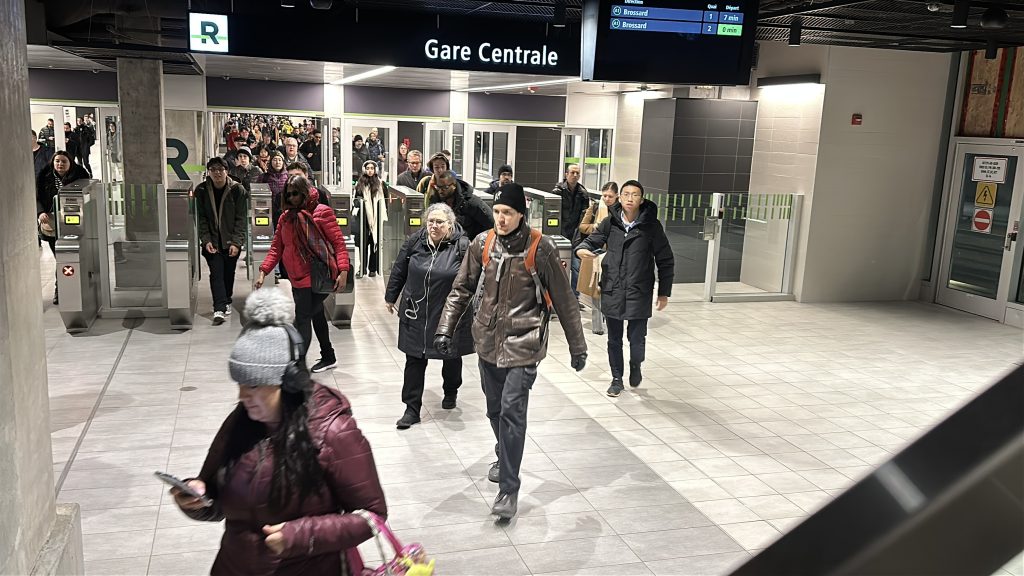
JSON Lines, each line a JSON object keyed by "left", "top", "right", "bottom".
{"left": 946, "top": 154, "right": 1018, "bottom": 298}
{"left": 474, "top": 131, "right": 491, "bottom": 188}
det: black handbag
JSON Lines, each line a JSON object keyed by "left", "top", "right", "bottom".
{"left": 300, "top": 212, "right": 336, "bottom": 295}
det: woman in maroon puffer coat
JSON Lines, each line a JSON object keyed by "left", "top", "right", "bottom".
{"left": 171, "top": 289, "right": 386, "bottom": 576}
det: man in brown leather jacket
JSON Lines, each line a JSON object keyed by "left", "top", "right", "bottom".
{"left": 434, "top": 183, "right": 588, "bottom": 520}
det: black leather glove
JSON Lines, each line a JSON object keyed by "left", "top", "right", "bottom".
{"left": 570, "top": 352, "right": 587, "bottom": 372}
{"left": 434, "top": 334, "right": 452, "bottom": 356}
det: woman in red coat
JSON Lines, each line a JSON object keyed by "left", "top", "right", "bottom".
{"left": 256, "top": 174, "right": 349, "bottom": 372}
{"left": 171, "top": 289, "right": 386, "bottom": 576}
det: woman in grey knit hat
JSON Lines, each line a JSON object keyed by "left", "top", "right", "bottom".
{"left": 170, "top": 289, "right": 387, "bottom": 575}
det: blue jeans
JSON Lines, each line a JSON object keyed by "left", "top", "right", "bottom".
{"left": 570, "top": 254, "right": 581, "bottom": 298}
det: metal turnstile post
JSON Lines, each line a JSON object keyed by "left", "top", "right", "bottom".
{"left": 165, "top": 180, "right": 198, "bottom": 329}
{"left": 249, "top": 183, "right": 275, "bottom": 285}
{"left": 383, "top": 185, "right": 425, "bottom": 283}
{"left": 56, "top": 180, "right": 102, "bottom": 333}
{"left": 324, "top": 186, "right": 356, "bottom": 327}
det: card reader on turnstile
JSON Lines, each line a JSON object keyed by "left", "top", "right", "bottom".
{"left": 249, "top": 183, "right": 275, "bottom": 285}
{"left": 56, "top": 179, "right": 101, "bottom": 333}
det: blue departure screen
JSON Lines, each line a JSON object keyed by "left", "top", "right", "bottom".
{"left": 583, "top": 0, "right": 758, "bottom": 85}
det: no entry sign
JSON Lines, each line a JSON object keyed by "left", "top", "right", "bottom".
{"left": 972, "top": 208, "right": 993, "bottom": 234}
{"left": 61, "top": 265, "right": 75, "bottom": 277}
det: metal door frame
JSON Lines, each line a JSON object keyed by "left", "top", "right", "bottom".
{"left": 423, "top": 121, "right": 450, "bottom": 160}
{"left": 344, "top": 118, "right": 399, "bottom": 187}
{"left": 466, "top": 123, "right": 516, "bottom": 189}
{"left": 560, "top": 127, "right": 586, "bottom": 185}
{"left": 936, "top": 141, "right": 1024, "bottom": 321}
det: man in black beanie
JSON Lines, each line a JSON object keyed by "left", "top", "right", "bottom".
{"left": 485, "top": 164, "right": 514, "bottom": 197}
{"left": 434, "top": 182, "right": 588, "bottom": 520}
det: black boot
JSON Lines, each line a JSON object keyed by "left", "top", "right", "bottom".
{"left": 396, "top": 409, "right": 420, "bottom": 430}
{"left": 629, "top": 362, "right": 642, "bottom": 387}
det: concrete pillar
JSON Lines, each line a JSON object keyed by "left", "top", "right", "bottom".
{"left": 0, "top": 1, "right": 83, "bottom": 574}
{"left": 116, "top": 57, "right": 166, "bottom": 240}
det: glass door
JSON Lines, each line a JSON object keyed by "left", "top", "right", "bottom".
{"left": 345, "top": 119, "right": 398, "bottom": 186}
{"left": 562, "top": 128, "right": 613, "bottom": 190}
{"left": 936, "top": 143, "right": 1024, "bottom": 321}
{"left": 425, "top": 122, "right": 449, "bottom": 161}
{"left": 468, "top": 124, "right": 514, "bottom": 190}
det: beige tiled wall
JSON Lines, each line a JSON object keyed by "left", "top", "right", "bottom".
{"left": 611, "top": 94, "right": 644, "bottom": 184}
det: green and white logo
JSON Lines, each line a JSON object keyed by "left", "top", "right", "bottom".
{"left": 189, "top": 13, "right": 229, "bottom": 53}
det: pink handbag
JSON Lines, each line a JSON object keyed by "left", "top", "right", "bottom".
{"left": 344, "top": 510, "right": 434, "bottom": 576}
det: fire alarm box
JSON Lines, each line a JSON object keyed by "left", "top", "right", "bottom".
{"left": 852, "top": 113, "right": 863, "bottom": 126}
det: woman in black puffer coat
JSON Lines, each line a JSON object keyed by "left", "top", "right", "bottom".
{"left": 37, "top": 150, "right": 91, "bottom": 305}
{"left": 385, "top": 202, "right": 473, "bottom": 429}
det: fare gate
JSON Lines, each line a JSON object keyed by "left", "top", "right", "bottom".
{"left": 249, "top": 183, "right": 275, "bottom": 284}
{"left": 165, "top": 181, "right": 199, "bottom": 329}
{"left": 382, "top": 185, "right": 425, "bottom": 283}
{"left": 324, "top": 185, "right": 357, "bottom": 327}
{"left": 55, "top": 180, "right": 102, "bottom": 333}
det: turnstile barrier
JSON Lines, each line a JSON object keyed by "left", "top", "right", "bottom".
{"left": 324, "top": 186, "right": 356, "bottom": 327}
{"left": 382, "top": 185, "right": 425, "bottom": 283}
{"left": 56, "top": 180, "right": 102, "bottom": 333}
{"left": 165, "top": 181, "right": 198, "bottom": 329}
{"left": 249, "top": 183, "right": 275, "bottom": 285}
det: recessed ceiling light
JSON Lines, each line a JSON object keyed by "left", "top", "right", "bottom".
{"left": 460, "top": 77, "right": 577, "bottom": 92}
{"left": 329, "top": 66, "right": 397, "bottom": 85}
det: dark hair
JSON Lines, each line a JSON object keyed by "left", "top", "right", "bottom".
{"left": 498, "top": 164, "right": 514, "bottom": 177}
{"left": 353, "top": 135, "right": 363, "bottom": 143}
{"left": 206, "top": 156, "right": 229, "bottom": 171}
{"left": 435, "top": 170, "right": 454, "bottom": 181}
{"left": 601, "top": 181, "right": 619, "bottom": 194}
{"left": 286, "top": 161, "right": 309, "bottom": 175}
{"left": 52, "top": 150, "right": 74, "bottom": 165}
{"left": 31, "top": 130, "right": 36, "bottom": 137}
{"left": 284, "top": 174, "right": 310, "bottom": 208}
{"left": 621, "top": 179, "right": 644, "bottom": 196}
{"left": 218, "top": 385, "right": 323, "bottom": 512}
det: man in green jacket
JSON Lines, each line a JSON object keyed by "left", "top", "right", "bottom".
{"left": 196, "top": 156, "right": 248, "bottom": 325}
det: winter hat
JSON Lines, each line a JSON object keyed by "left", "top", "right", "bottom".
{"left": 362, "top": 160, "right": 377, "bottom": 172}
{"left": 427, "top": 152, "right": 450, "bottom": 171}
{"left": 229, "top": 289, "right": 297, "bottom": 386}
{"left": 236, "top": 146, "right": 252, "bottom": 159}
{"left": 494, "top": 182, "right": 527, "bottom": 215}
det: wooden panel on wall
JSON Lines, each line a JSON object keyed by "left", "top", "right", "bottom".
{"left": 959, "top": 47, "right": 1022, "bottom": 138}
{"left": 1005, "top": 49, "right": 1024, "bottom": 138}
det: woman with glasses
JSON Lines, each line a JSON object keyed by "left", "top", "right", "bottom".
{"left": 384, "top": 203, "right": 473, "bottom": 429}
{"left": 256, "top": 175, "right": 349, "bottom": 373}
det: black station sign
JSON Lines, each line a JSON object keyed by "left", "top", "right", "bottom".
{"left": 194, "top": 7, "right": 581, "bottom": 77}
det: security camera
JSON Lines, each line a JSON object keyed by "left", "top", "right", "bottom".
{"left": 223, "top": 75, "right": 230, "bottom": 81}
{"left": 91, "top": 69, "right": 100, "bottom": 74}
{"left": 927, "top": 3, "right": 941, "bottom": 11}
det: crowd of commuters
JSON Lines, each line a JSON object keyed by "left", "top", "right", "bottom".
{"left": 31, "top": 114, "right": 676, "bottom": 534}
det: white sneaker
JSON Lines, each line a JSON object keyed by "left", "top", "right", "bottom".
{"left": 224, "top": 308, "right": 232, "bottom": 316}
{"left": 212, "top": 311, "right": 226, "bottom": 325}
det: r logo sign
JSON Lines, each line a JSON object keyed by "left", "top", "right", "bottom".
{"left": 189, "top": 13, "right": 229, "bottom": 53}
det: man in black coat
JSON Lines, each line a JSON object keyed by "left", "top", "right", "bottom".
{"left": 553, "top": 164, "right": 590, "bottom": 299}
{"left": 424, "top": 170, "right": 493, "bottom": 241}
{"left": 576, "top": 179, "right": 674, "bottom": 398}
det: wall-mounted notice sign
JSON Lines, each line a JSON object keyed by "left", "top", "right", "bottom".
{"left": 972, "top": 157, "right": 1007, "bottom": 183}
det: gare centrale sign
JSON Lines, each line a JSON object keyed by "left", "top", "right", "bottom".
{"left": 424, "top": 39, "right": 559, "bottom": 67}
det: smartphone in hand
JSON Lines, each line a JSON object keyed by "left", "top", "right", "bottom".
{"left": 154, "top": 471, "right": 213, "bottom": 507}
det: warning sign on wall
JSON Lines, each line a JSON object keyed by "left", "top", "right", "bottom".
{"left": 972, "top": 157, "right": 1007, "bottom": 183}
{"left": 972, "top": 208, "right": 993, "bottom": 233}
{"left": 975, "top": 181, "right": 997, "bottom": 208}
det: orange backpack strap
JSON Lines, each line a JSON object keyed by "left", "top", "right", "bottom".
{"left": 481, "top": 229, "right": 496, "bottom": 268}
{"left": 523, "top": 229, "right": 554, "bottom": 311}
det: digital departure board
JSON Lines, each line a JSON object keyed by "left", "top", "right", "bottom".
{"left": 582, "top": 0, "right": 758, "bottom": 85}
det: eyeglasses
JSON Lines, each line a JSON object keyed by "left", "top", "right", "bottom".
{"left": 427, "top": 218, "right": 449, "bottom": 227}
{"left": 437, "top": 183, "right": 456, "bottom": 191}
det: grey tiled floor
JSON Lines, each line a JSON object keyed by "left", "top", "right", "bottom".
{"left": 37, "top": 248, "right": 1024, "bottom": 575}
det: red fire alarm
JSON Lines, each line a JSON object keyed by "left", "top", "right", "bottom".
{"left": 851, "top": 113, "right": 863, "bottom": 126}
